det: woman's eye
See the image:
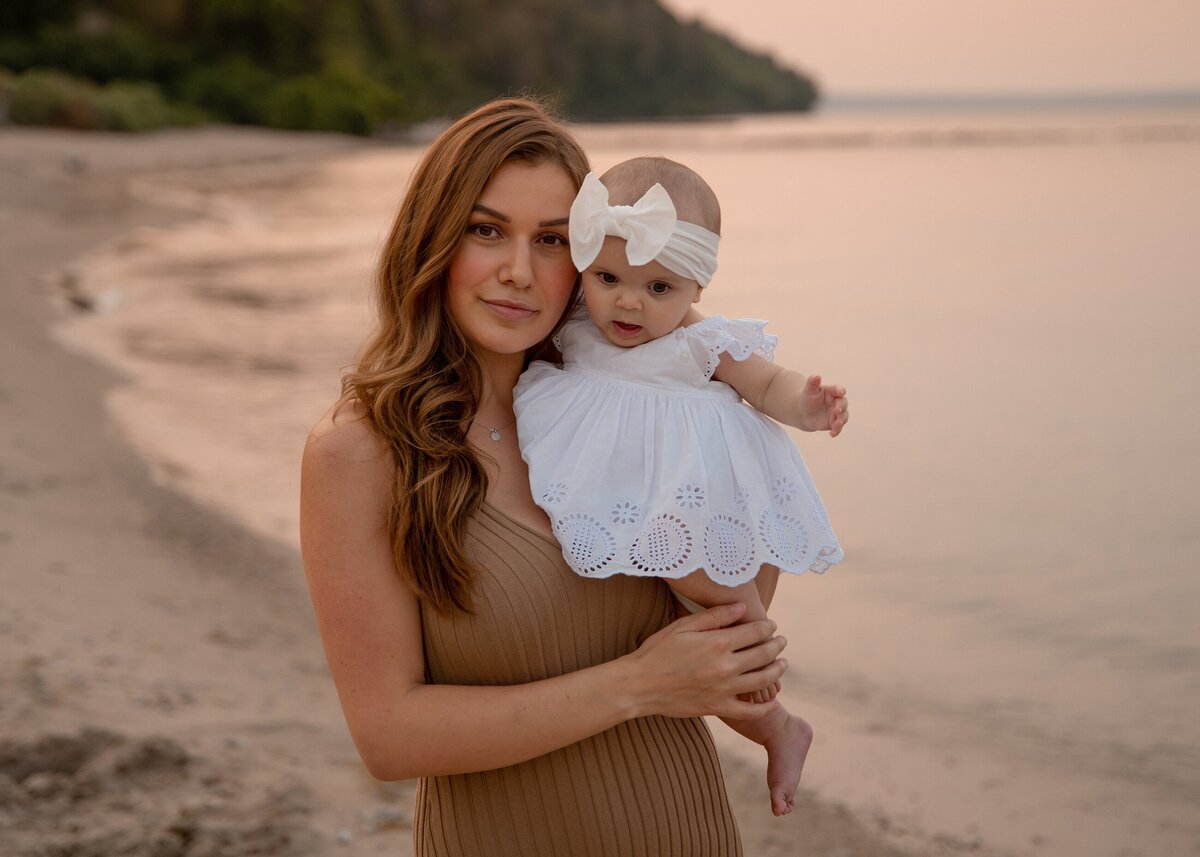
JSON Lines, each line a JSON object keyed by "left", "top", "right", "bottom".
{"left": 540, "top": 232, "right": 568, "bottom": 247}
{"left": 649, "top": 282, "right": 671, "bottom": 295}
{"left": 469, "top": 224, "right": 499, "bottom": 238}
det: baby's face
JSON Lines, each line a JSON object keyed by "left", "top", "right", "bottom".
{"left": 581, "top": 237, "right": 702, "bottom": 348}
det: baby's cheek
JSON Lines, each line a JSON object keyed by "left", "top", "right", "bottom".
{"left": 580, "top": 284, "right": 605, "bottom": 316}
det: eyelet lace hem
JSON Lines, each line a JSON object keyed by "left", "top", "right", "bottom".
{"left": 549, "top": 504, "right": 841, "bottom": 586}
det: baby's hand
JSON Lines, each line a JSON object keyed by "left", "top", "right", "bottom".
{"left": 797, "top": 374, "right": 849, "bottom": 437}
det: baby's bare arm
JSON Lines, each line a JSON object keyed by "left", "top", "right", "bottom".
{"left": 680, "top": 307, "right": 848, "bottom": 435}
{"left": 714, "top": 351, "right": 850, "bottom": 436}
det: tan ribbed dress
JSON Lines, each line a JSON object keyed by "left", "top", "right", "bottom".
{"left": 414, "top": 503, "right": 743, "bottom": 856}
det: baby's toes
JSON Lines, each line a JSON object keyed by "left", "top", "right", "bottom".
{"left": 770, "top": 788, "right": 795, "bottom": 817}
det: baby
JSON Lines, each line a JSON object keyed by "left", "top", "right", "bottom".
{"left": 514, "top": 157, "right": 846, "bottom": 816}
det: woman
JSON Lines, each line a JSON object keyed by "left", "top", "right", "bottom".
{"left": 300, "top": 97, "right": 788, "bottom": 856}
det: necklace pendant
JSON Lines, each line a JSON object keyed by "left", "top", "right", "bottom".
{"left": 489, "top": 429, "right": 503, "bottom": 442}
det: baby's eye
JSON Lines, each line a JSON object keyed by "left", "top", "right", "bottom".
{"left": 469, "top": 223, "right": 500, "bottom": 239}
{"left": 595, "top": 271, "right": 618, "bottom": 285}
{"left": 648, "top": 281, "right": 672, "bottom": 295}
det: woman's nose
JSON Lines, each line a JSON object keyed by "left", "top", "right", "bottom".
{"left": 500, "top": 242, "right": 533, "bottom": 288}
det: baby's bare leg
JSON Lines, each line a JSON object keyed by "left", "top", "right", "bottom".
{"left": 723, "top": 705, "right": 813, "bottom": 817}
{"left": 667, "top": 570, "right": 812, "bottom": 815}
{"left": 754, "top": 562, "right": 781, "bottom": 610}
{"left": 668, "top": 568, "right": 767, "bottom": 621}
{"left": 668, "top": 571, "right": 773, "bottom": 701}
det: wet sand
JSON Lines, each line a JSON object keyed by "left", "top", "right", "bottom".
{"left": 0, "top": 125, "right": 954, "bottom": 856}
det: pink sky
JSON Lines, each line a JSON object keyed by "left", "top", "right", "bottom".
{"left": 662, "top": 0, "right": 1200, "bottom": 96}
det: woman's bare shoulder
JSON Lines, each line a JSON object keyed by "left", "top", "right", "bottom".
{"left": 302, "top": 400, "right": 394, "bottom": 519}
{"left": 301, "top": 401, "right": 394, "bottom": 572}
{"left": 305, "top": 400, "right": 389, "bottom": 465}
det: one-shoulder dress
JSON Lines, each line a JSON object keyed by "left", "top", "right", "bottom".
{"left": 513, "top": 315, "right": 842, "bottom": 587}
{"left": 414, "top": 503, "right": 743, "bottom": 856}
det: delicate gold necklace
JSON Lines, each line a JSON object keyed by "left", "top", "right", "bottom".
{"left": 474, "top": 415, "right": 517, "bottom": 442}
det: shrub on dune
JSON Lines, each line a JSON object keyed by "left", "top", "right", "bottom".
{"left": 94, "top": 81, "right": 193, "bottom": 131}
{"left": 8, "top": 69, "right": 193, "bottom": 131}
{"left": 8, "top": 70, "right": 101, "bottom": 129}
{"left": 261, "top": 70, "right": 403, "bottom": 135}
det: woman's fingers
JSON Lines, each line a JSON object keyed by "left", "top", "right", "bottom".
{"left": 730, "top": 628, "right": 787, "bottom": 667}
{"left": 712, "top": 621, "right": 787, "bottom": 690}
{"left": 675, "top": 602, "right": 748, "bottom": 632}
{"left": 730, "top": 657, "right": 788, "bottom": 696}
{"left": 714, "top": 618, "right": 778, "bottom": 651}
{"left": 629, "top": 605, "right": 789, "bottom": 718}
{"left": 668, "top": 607, "right": 777, "bottom": 654}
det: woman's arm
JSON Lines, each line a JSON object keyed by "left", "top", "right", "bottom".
{"left": 300, "top": 408, "right": 787, "bottom": 782}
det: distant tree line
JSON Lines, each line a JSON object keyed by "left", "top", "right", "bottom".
{"left": 0, "top": 0, "right": 818, "bottom": 133}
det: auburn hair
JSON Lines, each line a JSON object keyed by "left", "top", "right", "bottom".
{"left": 340, "top": 97, "right": 589, "bottom": 614}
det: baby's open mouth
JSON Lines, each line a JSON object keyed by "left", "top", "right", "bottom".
{"left": 612, "top": 321, "right": 642, "bottom": 336}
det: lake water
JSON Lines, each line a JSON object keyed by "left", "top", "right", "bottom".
{"left": 58, "top": 106, "right": 1200, "bottom": 857}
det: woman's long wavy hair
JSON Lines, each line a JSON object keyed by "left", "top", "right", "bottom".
{"left": 340, "top": 97, "right": 589, "bottom": 614}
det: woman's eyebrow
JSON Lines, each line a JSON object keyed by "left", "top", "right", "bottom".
{"left": 471, "top": 205, "right": 568, "bottom": 229}
{"left": 472, "top": 204, "right": 509, "bottom": 222}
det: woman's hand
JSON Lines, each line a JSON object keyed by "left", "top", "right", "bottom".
{"left": 623, "top": 602, "right": 788, "bottom": 721}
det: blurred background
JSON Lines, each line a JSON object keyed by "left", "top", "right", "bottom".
{"left": 1, "top": 2, "right": 1198, "bottom": 856}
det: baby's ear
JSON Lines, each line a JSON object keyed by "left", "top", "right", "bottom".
{"left": 692, "top": 288, "right": 703, "bottom": 304}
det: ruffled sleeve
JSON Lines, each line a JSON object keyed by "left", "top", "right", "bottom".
{"left": 680, "top": 316, "right": 778, "bottom": 382}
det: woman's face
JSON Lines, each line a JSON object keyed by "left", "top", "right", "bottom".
{"left": 446, "top": 159, "right": 578, "bottom": 361}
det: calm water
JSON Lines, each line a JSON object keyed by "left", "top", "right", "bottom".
{"left": 668, "top": 109, "right": 1200, "bottom": 857}
{"left": 60, "top": 107, "right": 1200, "bottom": 856}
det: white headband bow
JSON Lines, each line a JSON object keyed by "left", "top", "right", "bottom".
{"left": 569, "top": 172, "right": 720, "bottom": 287}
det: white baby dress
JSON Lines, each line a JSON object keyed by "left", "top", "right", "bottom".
{"left": 513, "top": 313, "right": 843, "bottom": 587}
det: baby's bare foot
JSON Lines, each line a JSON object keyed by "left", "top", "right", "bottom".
{"left": 764, "top": 715, "right": 813, "bottom": 816}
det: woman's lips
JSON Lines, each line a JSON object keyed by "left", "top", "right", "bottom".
{"left": 612, "top": 321, "right": 643, "bottom": 338}
{"left": 484, "top": 299, "right": 536, "bottom": 320}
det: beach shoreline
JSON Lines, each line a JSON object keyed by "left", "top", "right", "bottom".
{"left": 0, "top": 125, "right": 951, "bottom": 856}
{"left": 0, "top": 125, "right": 407, "bottom": 854}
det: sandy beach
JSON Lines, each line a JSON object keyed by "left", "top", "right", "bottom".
{"left": 0, "top": 124, "right": 974, "bottom": 856}
{"left": 0, "top": 128, "right": 406, "bottom": 855}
